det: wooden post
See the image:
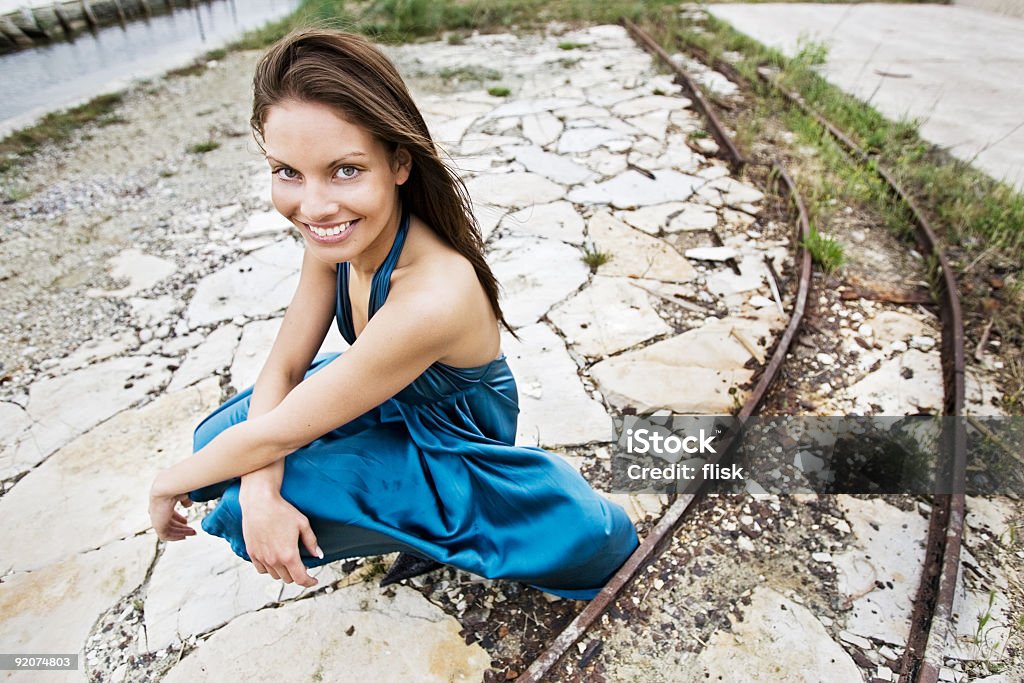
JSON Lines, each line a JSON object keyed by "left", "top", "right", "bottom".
{"left": 79, "top": 0, "right": 98, "bottom": 30}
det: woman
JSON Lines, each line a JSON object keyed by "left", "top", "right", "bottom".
{"left": 149, "top": 28, "right": 638, "bottom": 600}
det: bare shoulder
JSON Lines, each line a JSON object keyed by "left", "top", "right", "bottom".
{"left": 388, "top": 216, "right": 500, "bottom": 365}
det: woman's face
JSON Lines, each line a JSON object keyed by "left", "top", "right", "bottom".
{"left": 262, "top": 99, "right": 411, "bottom": 267}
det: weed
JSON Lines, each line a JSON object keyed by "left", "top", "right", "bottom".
{"left": 187, "top": 140, "right": 220, "bottom": 154}
{"left": 487, "top": 86, "right": 512, "bottom": 97}
{"left": 439, "top": 65, "right": 502, "bottom": 82}
{"left": 803, "top": 225, "right": 845, "bottom": 274}
{"left": 558, "top": 41, "right": 587, "bottom": 50}
{"left": 581, "top": 243, "right": 612, "bottom": 269}
{"left": 204, "top": 48, "right": 227, "bottom": 61}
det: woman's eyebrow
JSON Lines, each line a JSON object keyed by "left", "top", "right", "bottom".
{"left": 265, "top": 152, "right": 368, "bottom": 166}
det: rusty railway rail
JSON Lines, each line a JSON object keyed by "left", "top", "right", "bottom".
{"left": 751, "top": 72, "right": 966, "bottom": 683}
{"left": 516, "top": 17, "right": 968, "bottom": 683}
{"left": 515, "top": 18, "right": 814, "bottom": 682}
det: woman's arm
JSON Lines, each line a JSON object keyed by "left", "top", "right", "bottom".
{"left": 238, "top": 248, "right": 338, "bottom": 497}
{"left": 152, "top": 281, "right": 463, "bottom": 499}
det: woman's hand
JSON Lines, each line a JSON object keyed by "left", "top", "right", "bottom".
{"left": 239, "top": 489, "right": 323, "bottom": 588}
{"left": 148, "top": 486, "right": 197, "bottom": 541}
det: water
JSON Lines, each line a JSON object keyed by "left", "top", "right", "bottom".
{"left": 0, "top": 0, "right": 300, "bottom": 137}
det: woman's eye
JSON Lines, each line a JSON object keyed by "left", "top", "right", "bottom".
{"left": 336, "top": 166, "right": 359, "bottom": 179}
{"left": 273, "top": 167, "right": 299, "bottom": 180}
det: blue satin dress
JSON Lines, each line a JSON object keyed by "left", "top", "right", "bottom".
{"left": 187, "top": 210, "right": 639, "bottom": 599}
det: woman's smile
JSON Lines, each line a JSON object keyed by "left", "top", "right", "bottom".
{"left": 303, "top": 218, "right": 360, "bottom": 243}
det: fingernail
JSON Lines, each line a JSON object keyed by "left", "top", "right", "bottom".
{"left": 315, "top": 546, "right": 324, "bottom": 559}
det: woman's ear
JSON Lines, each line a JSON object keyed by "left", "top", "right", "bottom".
{"left": 392, "top": 147, "right": 412, "bottom": 186}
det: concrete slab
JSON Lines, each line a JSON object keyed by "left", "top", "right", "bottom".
{"left": 708, "top": 3, "right": 1024, "bottom": 190}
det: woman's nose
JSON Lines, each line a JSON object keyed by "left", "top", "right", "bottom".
{"left": 301, "top": 182, "right": 340, "bottom": 222}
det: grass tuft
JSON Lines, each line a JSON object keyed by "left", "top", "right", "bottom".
{"left": 803, "top": 226, "right": 845, "bottom": 275}
{"left": 582, "top": 244, "right": 612, "bottom": 269}
{"left": 187, "top": 140, "right": 220, "bottom": 154}
{"left": 487, "top": 86, "right": 511, "bottom": 97}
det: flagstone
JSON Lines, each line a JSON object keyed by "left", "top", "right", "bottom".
{"left": 589, "top": 317, "right": 773, "bottom": 413}
{"left": 587, "top": 211, "right": 697, "bottom": 283}
{"left": 568, "top": 170, "right": 705, "bottom": 209}
{"left": 557, "top": 127, "right": 630, "bottom": 154}
{"left": 611, "top": 96, "right": 691, "bottom": 119}
{"left": 577, "top": 148, "right": 629, "bottom": 177}
{"left": 87, "top": 249, "right": 177, "bottom": 299}
{"left": 238, "top": 210, "right": 290, "bottom": 240}
{"left": 129, "top": 295, "right": 178, "bottom": 328}
{"left": 548, "top": 276, "right": 672, "bottom": 358}
{"left": 230, "top": 318, "right": 348, "bottom": 394}
{"left": 167, "top": 324, "right": 240, "bottom": 392}
{"left": 0, "top": 355, "right": 175, "bottom": 479}
{"left": 464, "top": 172, "right": 565, "bottom": 209}
{"left": 502, "top": 324, "right": 611, "bottom": 446}
{"left": 0, "top": 535, "right": 154, "bottom": 681}
{"left": 503, "top": 145, "right": 596, "bottom": 185}
{"left": 615, "top": 202, "right": 690, "bottom": 235}
{"left": 144, "top": 522, "right": 347, "bottom": 652}
{"left": 485, "top": 97, "right": 584, "bottom": 118}
{"left": 521, "top": 111, "right": 563, "bottom": 148}
{"left": 667, "top": 203, "right": 720, "bottom": 232}
{"left": 488, "top": 235, "right": 590, "bottom": 328}
{"left": 0, "top": 380, "right": 220, "bottom": 574}
{"left": 186, "top": 239, "right": 303, "bottom": 328}
{"left": 457, "top": 133, "right": 522, "bottom": 156}
{"left": 843, "top": 349, "right": 944, "bottom": 415}
{"left": 429, "top": 113, "right": 479, "bottom": 147}
{"left": 625, "top": 110, "right": 670, "bottom": 139}
{"left": 833, "top": 496, "right": 928, "bottom": 644}
{"left": 692, "top": 587, "right": 861, "bottom": 683}
{"left": 159, "top": 583, "right": 490, "bottom": 683}
{"left": 698, "top": 176, "right": 766, "bottom": 207}
{"left": 501, "top": 201, "right": 585, "bottom": 244}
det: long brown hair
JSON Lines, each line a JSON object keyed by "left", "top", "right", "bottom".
{"left": 251, "top": 27, "right": 515, "bottom": 335}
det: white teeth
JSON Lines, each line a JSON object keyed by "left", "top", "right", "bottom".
{"left": 308, "top": 220, "right": 353, "bottom": 238}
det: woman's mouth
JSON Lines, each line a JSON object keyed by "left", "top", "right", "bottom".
{"left": 304, "top": 219, "right": 359, "bottom": 243}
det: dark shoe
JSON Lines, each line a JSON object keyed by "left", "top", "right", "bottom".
{"left": 379, "top": 552, "right": 443, "bottom": 587}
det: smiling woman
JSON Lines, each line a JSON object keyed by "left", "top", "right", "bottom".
{"left": 147, "top": 27, "right": 639, "bottom": 600}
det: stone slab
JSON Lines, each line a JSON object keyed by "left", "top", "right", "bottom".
{"left": 464, "top": 171, "right": 566, "bottom": 208}
{"left": 0, "top": 536, "right": 154, "bottom": 682}
{"left": 548, "top": 275, "right": 672, "bottom": 358}
{"left": 502, "top": 323, "right": 611, "bottom": 446}
{"left": 0, "top": 355, "right": 175, "bottom": 479}
{"left": 568, "top": 170, "right": 705, "bottom": 209}
{"left": 692, "top": 586, "right": 862, "bottom": 682}
{"left": 167, "top": 324, "right": 240, "bottom": 392}
{"left": 488, "top": 235, "right": 590, "bottom": 328}
{"left": 144, "top": 521, "right": 346, "bottom": 652}
{"left": 500, "top": 201, "right": 585, "bottom": 244}
{"left": 0, "top": 380, "right": 220, "bottom": 574}
{"left": 160, "top": 583, "right": 490, "bottom": 683}
{"left": 588, "top": 211, "right": 697, "bottom": 283}
{"left": 186, "top": 239, "right": 303, "bottom": 328}
{"left": 833, "top": 495, "right": 929, "bottom": 644}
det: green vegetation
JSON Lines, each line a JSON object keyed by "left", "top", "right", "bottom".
{"left": 0, "top": 93, "right": 123, "bottom": 174}
{"left": 581, "top": 244, "right": 612, "bottom": 269}
{"left": 803, "top": 225, "right": 845, "bottom": 274}
{"left": 187, "top": 140, "right": 220, "bottom": 154}
{"left": 439, "top": 65, "right": 502, "bottom": 82}
{"left": 487, "top": 86, "right": 512, "bottom": 97}
{"left": 558, "top": 41, "right": 587, "bottom": 50}
{"left": 659, "top": 9, "right": 1023, "bottom": 411}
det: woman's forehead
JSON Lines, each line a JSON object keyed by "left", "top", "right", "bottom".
{"left": 263, "top": 100, "right": 383, "bottom": 162}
